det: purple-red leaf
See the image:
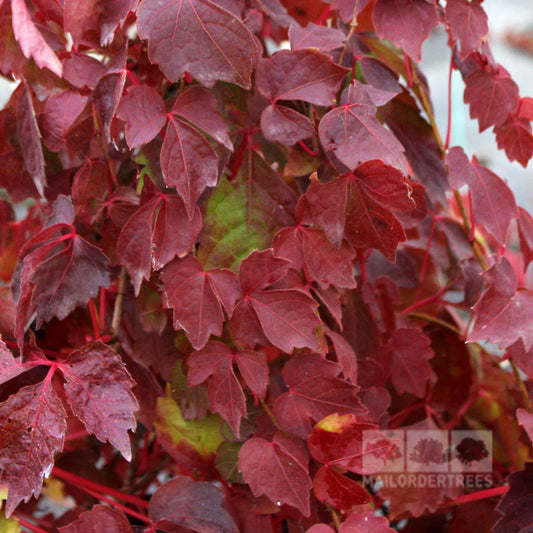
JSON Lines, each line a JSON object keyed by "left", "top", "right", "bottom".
{"left": 11, "top": 0, "right": 62, "bottom": 76}
{"left": 148, "top": 477, "right": 238, "bottom": 533}
{"left": 116, "top": 85, "right": 166, "bottom": 148}
{"left": 161, "top": 255, "right": 241, "bottom": 350}
{"left": 318, "top": 82, "right": 407, "bottom": 173}
{"left": 60, "top": 342, "right": 139, "bottom": 461}
{"left": 137, "top": 0, "right": 256, "bottom": 88}
{"left": 446, "top": 146, "right": 517, "bottom": 245}
{"left": 161, "top": 116, "right": 219, "bottom": 219}
{"left": 495, "top": 116, "right": 533, "bottom": 168}
{"left": 17, "top": 86, "right": 46, "bottom": 197}
{"left": 0, "top": 382, "right": 66, "bottom": 517}
{"left": 518, "top": 207, "right": 533, "bottom": 272}
{"left": 289, "top": 22, "right": 345, "bottom": 51}
{"left": 274, "top": 354, "right": 366, "bottom": 439}
{"left": 260, "top": 103, "right": 314, "bottom": 145}
{"left": 372, "top": 0, "right": 439, "bottom": 62}
{"left": 187, "top": 341, "right": 247, "bottom": 436}
{"left": 116, "top": 194, "right": 202, "bottom": 295}
{"left": 58, "top": 505, "right": 134, "bottom": 533}
{"left": 313, "top": 465, "right": 371, "bottom": 510}
{"left": 464, "top": 67, "right": 520, "bottom": 132}
{"left": 468, "top": 257, "right": 533, "bottom": 352}
{"left": 445, "top": 0, "right": 488, "bottom": 59}
{"left": 256, "top": 48, "right": 348, "bottom": 105}
{"left": 238, "top": 431, "right": 312, "bottom": 516}
{"left": 388, "top": 327, "right": 435, "bottom": 397}
{"left": 307, "top": 413, "right": 398, "bottom": 475}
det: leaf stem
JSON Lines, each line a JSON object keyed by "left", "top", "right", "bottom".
{"left": 13, "top": 514, "right": 49, "bottom": 533}
{"left": 439, "top": 485, "right": 508, "bottom": 509}
{"left": 52, "top": 467, "right": 149, "bottom": 509}
{"left": 259, "top": 397, "right": 280, "bottom": 430}
{"left": 509, "top": 357, "right": 533, "bottom": 412}
{"left": 445, "top": 51, "right": 454, "bottom": 149}
{"left": 404, "top": 52, "right": 414, "bottom": 88}
{"left": 81, "top": 486, "right": 152, "bottom": 524}
{"left": 88, "top": 299, "right": 101, "bottom": 339}
{"left": 111, "top": 267, "right": 127, "bottom": 337}
{"left": 406, "top": 312, "right": 463, "bottom": 336}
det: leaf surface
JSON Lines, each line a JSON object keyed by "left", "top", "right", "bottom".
{"left": 238, "top": 431, "right": 312, "bottom": 516}
{"left": 389, "top": 327, "right": 434, "bottom": 397}
{"left": 318, "top": 82, "right": 407, "bottom": 174}
{"left": 372, "top": 0, "right": 439, "bottom": 62}
{"left": 60, "top": 342, "right": 139, "bottom": 461}
{"left": 116, "top": 194, "right": 202, "bottom": 295}
{"left": 313, "top": 465, "right": 371, "bottom": 510}
{"left": 468, "top": 257, "right": 533, "bottom": 352}
{"left": 445, "top": 0, "right": 488, "bottom": 59}
{"left": 161, "top": 255, "right": 241, "bottom": 349}
{"left": 148, "top": 477, "right": 238, "bottom": 533}
{"left": 137, "top": 0, "right": 256, "bottom": 88}
{"left": 256, "top": 48, "right": 348, "bottom": 105}
{"left": 10, "top": 0, "right": 62, "bottom": 76}
{"left": 464, "top": 68, "right": 519, "bottom": 132}
{"left": 58, "top": 505, "right": 133, "bottom": 533}
{"left": 0, "top": 382, "right": 66, "bottom": 517}
{"left": 446, "top": 146, "right": 517, "bottom": 245}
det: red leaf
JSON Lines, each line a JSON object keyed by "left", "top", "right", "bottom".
{"left": 0, "top": 382, "right": 66, "bottom": 516}
{"left": 238, "top": 431, "right": 312, "bottom": 516}
{"left": 187, "top": 341, "right": 247, "bottom": 436}
{"left": 372, "top": 0, "right": 439, "bottom": 62}
{"left": 445, "top": 0, "right": 488, "bottom": 59}
{"left": 171, "top": 85, "right": 232, "bottom": 150}
{"left": 137, "top": 0, "right": 256, "bottom": 88}
{"left": 313, "top": 465, "right": 371, "bottom": 509}
{"left": 493, "top": 464, "right": 533, "bottom": 533}
{"left": 468, "top": 257, "right": 533, "bottom": 352}
{"left": 13, "top": 216, "right": 111, "bottom": 340}
{"left": 58, "top": 505, "right": 134, "bottom": 533}
{"left": 10, "top": 0, "right": 62, "bottom": 76}
{"left": 517, "top": 408, "right": 533, "bottom": 445}
{"left": 289, "top": 22, "right": 345, "bottom": 51}
{"left": 63, "top": 0, "right": 98, "bottom": 48}
{"left": 318, "top": 82, "right": 407, "bottom": 173}
{"left": 116, "top": 194, "right": 202, "bottom": 295}
{"left": 464, "top": 67, "right": 519, "bottom": 132}
{"left": 161, "top": 255, "right": 241, "bottom": 349}
{"left": 62, "top": 53, "right": 107, "bottom": 90}
{"left": 256, "top": 48, "right": 348, "bottom": 105}
{"left": 148, "top": 476, "right": 239, "bottom": 533}
{"left": 446, "top": 146, "right": 517, "bottom": 245}
{"left": 307, "top": 525, "right": 335, "bottom": 533}
{"left": 0, "top": 337, "right": 28, "bottom": 384}
{"left": 274, "top": 354, "right": 366, "bottom": 438}
{"left": 161, "top": 116, "right": 219, "bottom": 219}
{"left": 116, "top": 85, "right": 167, "bottom": 148}
{"left": 40, "top": 89, "right": 89, "bottom": 152}
{"left": 495, "top": 116, "right": 533, "bottom": 168}
{"left": 17, "top": 86, "right": 46, "bottom": 197}
{"left": 238, "top": 249, "right": 291, "bottom": 294}
{"left": 307, "top": 413, "right": 398, "bottom": 475}
{"left": 60, "top": 342, "right": 139, "bottom": 461}
{"left": 300, "top": 162, "right": 413, "bottom": 261}
{"left": 260, "top": 103, "right": 315, "bottom": 145}
{"left": 339, "top": 507, "right": 395, "bottom": 532}
{"left": 273, "top": 213, "right": 357, "bottom": 288}
{"left": 235, "top": 349, "right": 269, "bottom": 399}
{"left": 388, "top": 327, "right": 434, "bottom": 397}
{"left": 518, "top": 207, "right": 533, "bottom": 272}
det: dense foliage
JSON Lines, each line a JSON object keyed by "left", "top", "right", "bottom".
{"left": 1, "top": 0, "right": 533, "bottom": 531}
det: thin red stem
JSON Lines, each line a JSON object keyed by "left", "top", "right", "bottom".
{"left": 315, "top": 5, "right": 332, "bottom": 25}
{"left": 99, "top": 288, "right": 106, "bottom": 333}
{"left": 440, "top": 485, "right": 509, "bottom": 509}
{"left": 297, "top": 140, "right": 319, "bottom": 157}
{"left": 52, "top": 468, "right": 149, "bottom": 509}
{"left": 445, "top": 52, "right": 454, "bottom": 149}
{"left": 81, "top": 486, "right": 152, "bottom": 524}
{"left": 88, "top": 299, "right": 101, "bottom": 339}
{"left": 13, "top": 515, "right": 49, "bottom": 533}
{"left": 467, "top": 190, "right": 476, "bottom": 241}
{"left": 404, "top": 52, "right": 414, "bottom": 88}
{"left": 401, "top": 284, "right": 450, "bottom": 315}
